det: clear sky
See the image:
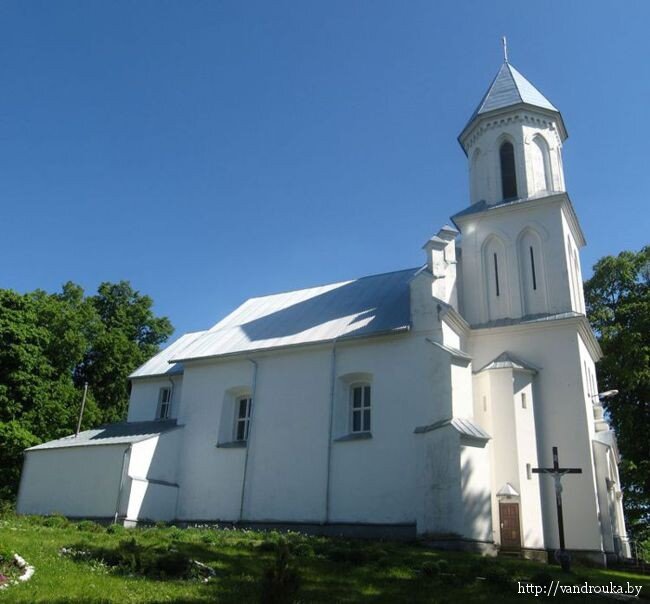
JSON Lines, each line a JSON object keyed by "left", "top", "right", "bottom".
{"left": 2, "top": 1, "right": 649, "bottom": 338}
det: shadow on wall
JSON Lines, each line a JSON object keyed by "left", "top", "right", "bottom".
{"left": 238, "top": 269, "right": 415, "bottom": 342}
{"left": 460, "top": 450, "right": 493, "bottom": 542}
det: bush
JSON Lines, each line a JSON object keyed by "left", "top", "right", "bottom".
{"left": 260, "top": 541, "right": 301, "bottom": 604}
{"left": 76, "top": 520, "right": 102, "bottom": 533}
{"left": 421, "top": 561, "right": 440, "bottom": 577}
{"left": 42, "top": 514, "right": 70, "bottom": 528}
{"left": 484, "top": 564, "right": 511, "bottom": 588}
{"left": 106, "top": 523, "right": 126, "bottom": 535}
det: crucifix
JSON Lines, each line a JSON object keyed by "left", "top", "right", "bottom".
{"left": 532, "top": 446, "right": 582, "bottom": 572}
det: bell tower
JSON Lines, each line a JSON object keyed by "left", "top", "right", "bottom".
{"left": 459, "top": 60, "right": 568, "bottom": 206}
{"left": 452, "top": 56, "right": 585, "bottom": 326}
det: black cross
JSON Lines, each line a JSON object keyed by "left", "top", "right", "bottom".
{"left": 532, "top": 446, "right": 582, "bottom": 571}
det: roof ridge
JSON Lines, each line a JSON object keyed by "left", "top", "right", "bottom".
{"left": 244, "top": 266, "right": 421, "bottom": 302}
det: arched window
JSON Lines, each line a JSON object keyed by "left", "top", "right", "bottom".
{"left": 530, "top": 135, "right": 552, "bottom": 194}
{"left": 499, "top": 141, "right": 518, "bottom": 201}
{"left": 470, "top": 148, "right": 482, "bottom": 203}
{"left": 483, "top": 236, "right": 509, "bottom": 321}
{"left": 518, "top": 229, "right": 547, "bottom": 316}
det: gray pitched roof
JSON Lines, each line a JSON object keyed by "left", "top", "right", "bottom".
{"left": 27, "top": 420, "right": 180, "bottom": 451}
{"left": 460, "top": 62, "right": 564, "bottom": 146}
{"left": 168, "top": 268, "right": 419, "bottom": 363}
{"left": 414, "top": 417, "right": 491, "bottom": 441}
{"left": 475, "top": 352, "right": 539, "bottom": 374}
{"left": 472, "top": 62, "right": 557, "bottom": 120}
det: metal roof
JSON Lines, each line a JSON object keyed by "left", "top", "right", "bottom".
{"left": 26, "top": 420, "right": 180, "bottom": 451}
{"left": 129, "top": 331, "right": 206, "bottom": 379}
{"left": 497, "top": 483, "right": 520, "bottom": 497}
{"left": 414, "top": 417, "right": 491, "bottom": 441}
{"left": 169, "top": 268, "right": 419, "bottom": 363}
{"left": 472, "top": 62, "right": 557, "bottom": 119}
{"left": 459, "top": 62, "right": 565, "bottom": 148}
{"left": 475, "top": 352, "right": 539, "bottom": 374}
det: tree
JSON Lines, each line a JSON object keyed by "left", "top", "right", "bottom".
{"left": 0, "top": 281, "right": 173, "bottom": 499}
{"left": 585, "top": 246, "right": 650, "bottom": 545}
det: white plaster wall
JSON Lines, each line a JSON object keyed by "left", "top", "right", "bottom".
{"left": 329, "top": 335, "right": 439, "bottom": 524}
{"left": 17, "top": 445, "right": 126, "bottom": 518}
{"left": 126, "top": 479, "right": 178, "bottom": 522}
{"left": 512, "top": 372, "right": 544, "bottom": 549}
{"left": 463, "top": 109, "right": 565, "bottom": 205}
{"left": 460, "top": 441, "right": 493, "bottom": 541}
{"left": 129, "top": 430, "right": 182, "bottom": 484}
{"left": 451, "top": 363, "right": 473, "bottom": 418}
{"left": 457, "top": 197, "right": 576, "bottom": 326}
{"left": 175, "top": 358, "right": 252, "bottom": 521}
{"left": 592, "top": 442, "right": 615, "bottom": 553}
{"left": 242, "top": 347, "right": 331, "bottom": 522}
{"left": 128, "top": 376, "right": 183, "bottom": 422}
{"left": 415, "top": 428, "right": 463, "bottom": 536}
{"left": 470, "top": 319, "right": 604, "bottom": 552}
{"left": 173, "top": 330, "right": 453, "bottom": 527}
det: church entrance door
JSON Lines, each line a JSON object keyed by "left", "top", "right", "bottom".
{"left": 499, "top": 502, "right": 521, "bottom": 550}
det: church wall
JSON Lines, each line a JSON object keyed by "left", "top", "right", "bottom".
{"left": 175, "top": 357, "right": 252, "bottom": 521}
{"left": 415, "top": 427, "right": 463, "bottom": 536}
{"left": 460, "top": 441, "right": 492, "bottom": 542}
{"left": 173, "top": 332, "right": 443, "bottom": 526}
{"left": 128, "top": 375, "right": 183, "bottom": 422}
{"left": 470, "top": 320, "right": 604, "bottom": 552}
{"left": 512, "top": 372, "right": 544, "bottom": 549}
{"left": 458, "top": 198, "right": 576, "bottom": 326}
{"left": 329, "top": 334, "right": 437, "bottom": 524}
{"left": 17, "top": 445, "right": 126, "bottom": 518}
{"left": 592, "top": 442, "right": 616, "bottom": 554}
{"left": 243, "top": 347, "right": 331, "bottom": 523}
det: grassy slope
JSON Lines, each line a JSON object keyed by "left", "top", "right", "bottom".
{"left": 0, "top": 515, "right": 648, "bottom": 603}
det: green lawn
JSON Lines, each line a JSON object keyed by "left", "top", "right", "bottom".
{"left": 0, "top": 513, "right": 647, "bottom": 603}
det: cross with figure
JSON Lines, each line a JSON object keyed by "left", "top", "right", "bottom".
{"left": 532, "top": 446, "right": 582, "bottom": 572}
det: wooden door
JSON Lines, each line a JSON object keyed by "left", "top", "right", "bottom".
{"left": 499, "top": 502, "right": 521, "bottom": 550}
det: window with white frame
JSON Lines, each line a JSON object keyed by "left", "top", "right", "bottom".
{"left": 234, "top": 396, "right": 252, "bottom": 442}
{"left": 157, "top": 387, "right": 171, "bottom": 420}
{"left": 350, "top": 384, "right": 371, "bottom": 433}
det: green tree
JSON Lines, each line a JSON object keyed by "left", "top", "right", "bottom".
{"left": 585, "top": 246, "right": 650, "bottom": 545}
{"left": 79, "top": 282, "right": 173, "bottom": 423}
{"left": 0, "top": 281, "right": 173, "bottom": 499}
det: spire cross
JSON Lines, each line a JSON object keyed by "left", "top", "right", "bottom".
{"left": 502, "top": 36, "right": 508, "bottom": 63}
{"left": 532, "top": 446, "right": 582, "bottom": 572}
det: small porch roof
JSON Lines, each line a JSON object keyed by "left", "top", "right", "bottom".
{"left": 26, "top": 420, "right": 180, "bottom": 451}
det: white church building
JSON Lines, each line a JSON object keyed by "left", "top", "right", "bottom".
{"left": 17, "top": 59, "right": 631, "bottom": 565}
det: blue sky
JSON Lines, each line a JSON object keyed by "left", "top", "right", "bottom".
{"left": 2, "top": 1, "right": 649, "bottom": 338}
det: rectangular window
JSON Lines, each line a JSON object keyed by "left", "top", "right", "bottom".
{"left": 521, "top": 392, "right": 527, "bottom": 409}
{"left": 482, "top": 395, "right": 487, "bottom": 412}
{"left": 351, "top": 385, "right": 371, "bottom": 433}
{"left": 493, "top": 253, "right": 500, "bottom": 297}
{"left": 157, "top": 387, "right": 171, "bottom": 420}
{"left": 234, "top": 397, "right": 252, "bottom": 442}
{"left": 526, "top": 463, "right": 532, "bottom": 480}
{"left": 529, "top": 246, "right": 537, "bottom": 290}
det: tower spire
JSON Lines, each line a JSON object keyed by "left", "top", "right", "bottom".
{"left": 502, "top": 36, "right": 508, "bottom": 63}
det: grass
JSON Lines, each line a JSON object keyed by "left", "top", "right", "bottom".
{"left": 0, "top": 512, "right": 648, "bottom": 603}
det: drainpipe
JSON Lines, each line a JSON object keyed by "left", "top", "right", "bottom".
{"left": 114, "top": 446, "right": 131, "bottom": 524}
{"left": 239, "top": 359, "right": 258, "bottom": 522}
{"left": 324, "top": 340, "right": 337, "bottom": 523}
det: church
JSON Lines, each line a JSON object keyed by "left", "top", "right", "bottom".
{"left": 16, "top": 58, "right": 631, "bottom": 565}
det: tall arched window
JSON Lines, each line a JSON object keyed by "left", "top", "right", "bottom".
{"left": 530, "top": 135, "right": 552, "bottom": 194}
{"left": 499, "top": 141, "right": 518, "bottom": 200}
{"left": 518, "top": 228, "right": 547, "bottom": 316}
{"left": 483, "top": 236, "right": 509, "bottom": 321}
{"left": 470, "top": 148, "right": 482, "bottom": 203}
